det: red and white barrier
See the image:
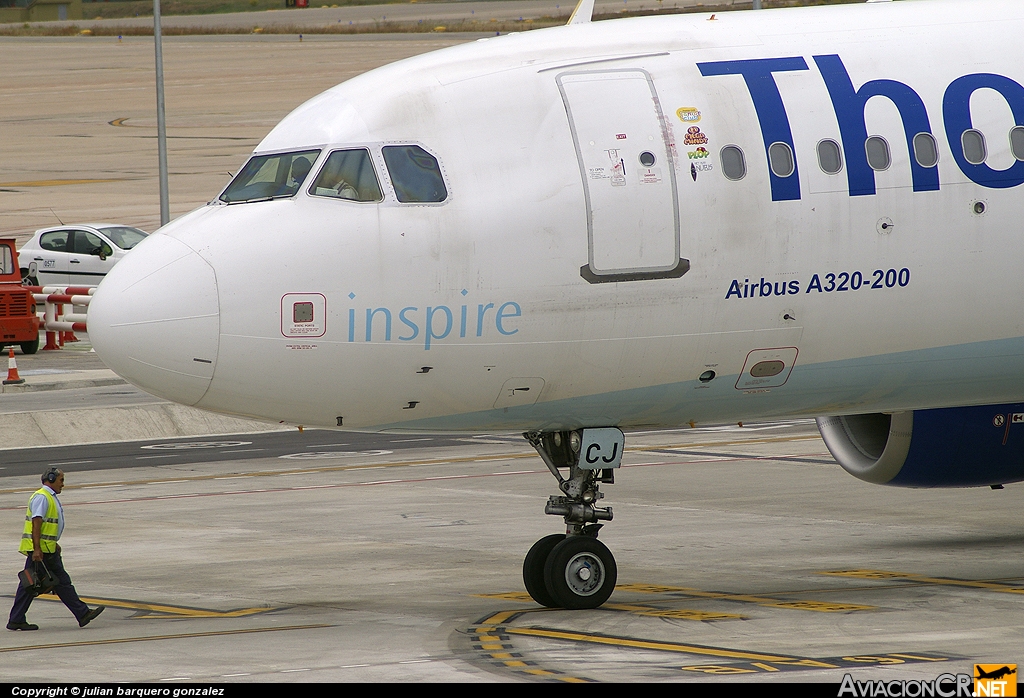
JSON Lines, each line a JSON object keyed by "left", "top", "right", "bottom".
{"left": 25, "top": 286, "right": 95, "bottom": 350}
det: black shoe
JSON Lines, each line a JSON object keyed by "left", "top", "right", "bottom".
{"left": 78, "top": 606, "right": 104, "bottom": 627}
{"left": 7, "top": 621, "right": 39, "bottom": 631}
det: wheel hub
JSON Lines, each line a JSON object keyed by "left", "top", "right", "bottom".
{"left": 564, "top": 552, "right": 605, "bottom": 596}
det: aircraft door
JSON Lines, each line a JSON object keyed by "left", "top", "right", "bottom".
{"left": 557, "top": 69, "right": 688, "bottom": 283}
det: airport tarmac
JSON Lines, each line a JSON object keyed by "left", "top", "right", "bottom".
{"left": 1, "top": 412, "right": 1023, "bottom": 683}
{"left": 1, "top": 340, "right": 1023, "bottom": 683}
{"left": 2, "top": 30, "right": 1023, "bottom": 684}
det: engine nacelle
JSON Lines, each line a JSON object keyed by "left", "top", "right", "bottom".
{"left": 816, "top": 404, "right": 1024, "bottom": 487}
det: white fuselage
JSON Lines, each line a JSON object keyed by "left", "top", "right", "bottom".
{"left": 88, "top": 0, "right": 1024, "bottom": 432}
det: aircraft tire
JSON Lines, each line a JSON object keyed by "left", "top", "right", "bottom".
{"left": 523, "top": 534, "right": 565, "bottom": 607}
{"left": 543, "top": 535, "right": 617, "bottom": 610}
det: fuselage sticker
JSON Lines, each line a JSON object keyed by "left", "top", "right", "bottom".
{"left": 677, "top": 107, "right": 702, "bottom": 123}
{"left": 683, "top": 126, "right": 709, "bottom": 145}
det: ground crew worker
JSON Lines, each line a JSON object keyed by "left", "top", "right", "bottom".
{"left": 7, "top": 469, "right": 104, "bottom": 630}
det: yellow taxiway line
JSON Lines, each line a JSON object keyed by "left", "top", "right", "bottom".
{"left": 0, "top": 624, "right": 330, "bottom": 654}
{"left": 33, "top": 593, "right": 275, "bottom": 618}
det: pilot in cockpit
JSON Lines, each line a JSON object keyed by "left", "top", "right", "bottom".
{"left": 287, "top": 157, "right": 313, "bottom": 192}
{"left": 311, "top": 157, "right": 359, "bottom": 200}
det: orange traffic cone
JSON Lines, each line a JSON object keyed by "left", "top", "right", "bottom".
{"left": 3, "top": 347, "right": 25, "bottom": 385}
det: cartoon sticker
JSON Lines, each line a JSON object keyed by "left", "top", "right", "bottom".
{"left": 687, "top": 147, "right": 711, "bottom": 160}
{"left": 683, "top": 126, "right": 709, "bottom": 146}
{"left": 676, "top": 107, "right": 702, "bottom": 123}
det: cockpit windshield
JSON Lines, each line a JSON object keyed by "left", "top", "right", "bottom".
{"left": 309, "top": 149, "right": 383, "bottom": 202}
{"left": 220, "top": 149, "right": 321, "bottom": 203}
{"left": 98, "top": 226, "right": 148, "bottom": 250}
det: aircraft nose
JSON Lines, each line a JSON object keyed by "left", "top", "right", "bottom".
{"left": 88, "top": 235, "right": 220, "bottom": 406}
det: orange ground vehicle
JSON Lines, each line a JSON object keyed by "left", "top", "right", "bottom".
{"left": 0, "top": 239, "right": 40, "bottom": 354}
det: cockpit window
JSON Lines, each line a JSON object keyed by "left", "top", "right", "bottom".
{"left": 381, "top": 145, "right": 447, "bottom": 203}
{"left": 220, "top": 149, "right": 321, "bottom": 203}
{"left": 98, "top": 226, "right": 147, "bottom": 250}
{"left": 309, "top": 149, "right": 383, "bottom": 202}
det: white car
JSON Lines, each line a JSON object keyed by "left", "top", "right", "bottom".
{"left": 18, "top": 224, "right": 148, "bottom": 287}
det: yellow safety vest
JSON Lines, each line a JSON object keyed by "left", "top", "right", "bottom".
{"left": 19, "top": 488, "right": 59, "bottom": 555}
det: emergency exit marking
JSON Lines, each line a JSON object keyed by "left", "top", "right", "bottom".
{"left": 282, "top": 293, "right": 326, "bottom": 338}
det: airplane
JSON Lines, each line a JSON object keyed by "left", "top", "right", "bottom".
{"left": 975, "top": 667, "right": 1016, "bottom": 681}
{"left": 87, "top": 0, "right": 1024, "bottom": 610}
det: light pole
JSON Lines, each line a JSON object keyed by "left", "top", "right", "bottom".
{"left": 154, "top": 0, "right": 169, "bottom": 227}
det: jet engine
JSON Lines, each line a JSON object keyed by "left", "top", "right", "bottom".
{"left": 816, "top": 404, "right": 1024, "bottom": 487}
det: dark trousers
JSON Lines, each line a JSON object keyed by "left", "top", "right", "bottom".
{"left": 9, "top": 551, "right": 89, "bottom": 624}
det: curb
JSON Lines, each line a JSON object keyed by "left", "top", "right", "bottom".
{"left": 1, "top": 377, "right": 128, "bottom": 394}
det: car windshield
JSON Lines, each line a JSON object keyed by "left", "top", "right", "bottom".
{"left": 220, "top": 150, "right": 321, "bottom": 203}
{"left": 98, "top": 226, "right": 148, "bottom": 250}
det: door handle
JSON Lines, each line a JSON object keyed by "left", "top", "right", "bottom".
{"left": 70, "top": 259, "right": 80, "bottom": 264}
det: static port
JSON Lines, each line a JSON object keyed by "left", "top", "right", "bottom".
{"left": 699, "top": 370, "right": 716, "bottom": 383}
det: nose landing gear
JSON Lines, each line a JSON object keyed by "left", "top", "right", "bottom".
{"left": 522, "top": 429, "right": 622, "bottom": 609}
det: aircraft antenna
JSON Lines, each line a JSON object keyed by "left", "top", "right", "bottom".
{"left": 568, "top": 0, "right": 595, "bottom": 25}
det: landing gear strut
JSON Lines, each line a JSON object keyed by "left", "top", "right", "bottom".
{"left": 521, "top": 429, "right": 621, "bottom": 609}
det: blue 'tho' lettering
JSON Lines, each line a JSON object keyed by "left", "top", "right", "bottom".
{"left": 944, "top": 73, "right": 1024, "bottom": 189}
{"left": 814, "top": 54, "right": 939, "bottom": 196}
{"left": 698, "top": 57, "right": 808, "bottom": 202}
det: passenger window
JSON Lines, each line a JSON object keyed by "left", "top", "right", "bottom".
{"left": 720, "top": 145, "right": 746, "bottom": 181}
{"left": 962, "top": 130, "right": 987, "bottom": 165}
{"left": 309, "top": 149, "right": 383, "bottom": 202}
{"left": 913, "top": 133, "right": 939, "bottom": 168}
{"left": 382, "top": 145, "right": 447, "bottom": 203}
{"left": 816, "top": 139, "right": 843, "bottom": 174}
{"left": 39, "top": 231, "right": 69, "bottom": 252}
{"left": 220, "top": 149, "right": 321, "bottom": 203}
{"left": 1, "top": 245, "right": 12, "bottom": 275}
{"left": 768, "top": 142, "right": 795, "bottom": 178}
{"left": 865, "top": 136, "right": 891, "bottom": 171}
{"left": 1011, "top": 126, "right": 1024, "bottom": 161}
